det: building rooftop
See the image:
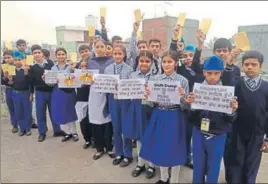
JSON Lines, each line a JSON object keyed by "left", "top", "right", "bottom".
{"left": 55, "top": 25, "right": 88, "bottom": 31}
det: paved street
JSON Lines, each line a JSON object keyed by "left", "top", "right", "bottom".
{"left": 1, "top": 117, "right": 268, "bottom": 183}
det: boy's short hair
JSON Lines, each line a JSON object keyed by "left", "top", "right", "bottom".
{"left": 16, "top": 39, "right": 26, "bottom": 46}
{"left": 213, "top": 38, "right": 232, "bottom": 52}
{"left": 149, "top": 39, "right": 161, "bottom": 47}
{"left": 104, "top": 41, "right": 113, "bottom": 47}
{"left": 3, "top": 50, "right": 13, "bottom": 56}
{"left": 112, "top": 36, "right": 122, "bottom": 43}
{"left": 31, "top": 44, "right": 42, "bottom": 53}
{"left": 78, "top": 44, "right": 91, "bottom": 52}
{"left": 137, "top": 40, "right": 147, "bottom": 47}
{"left": 42, "top": 49, "right": 50, "bottom": 58}
{"left": 242, "top": 50, "right": 264, "bottom": 65}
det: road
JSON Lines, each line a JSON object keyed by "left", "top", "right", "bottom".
{"left": 1, "top": 118, "right": 268, "bottom": 183}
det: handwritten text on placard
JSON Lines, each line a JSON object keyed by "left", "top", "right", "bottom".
{"left": 117, "top": 79, "right": 146, "bottom": 99}
{"left": 91, "top": 74, "right": 119, "bottom": 93}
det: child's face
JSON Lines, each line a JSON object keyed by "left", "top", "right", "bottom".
{"left": 149, "top": 42, "right": 161, "bottom": 56}
{"left": 14, "top": 59, "right": 23, "bottom": 68}
{"left": 113, "top": 47, "right": 125, "bottom": 64}
{"left": 4, "top": 54, "right": 14, "bottom": 64}
{"left": 213, "top": 47, "right": 230, "bottom": 62}
{"left": 137, "top": 43, "right": 147, "bottom": 52}
{"left": 79, "top": 49, "right": 91, "bottom": 59}
{"left": 177, "top": 42, "right": 185, "bottom": 52}
{"left": 33, "top": 49, "right": 43, "bottom": 62}
{"left": 95, "top": 41, "right": 106, "bottom": 57}
{"left": 162, "top": 56, "right": 176, "bottom": 75}
{"left": 17, "top": 43, "right": 26, "bottom": 52}
{"left": 80, "top": 61, "right": 88, "bottom": 70}
{"left": 56, "top": 50, "right": 66, "bottom": 63}
{"left": 203, "top": 71, "right": 222, "bottom": 85}
{"left": 112, "top": 39, "right": 123, "bottom": 47}
{"left": 138, "top": 56, "right": 152, "bottom": 73}
{"left": 183, "top": 51, "right": 194, "bottom": 66}
{"left": 242, "top": 58, "right": 262, "bottom": 78}
{"left": 106, "top": 45, "right": 113, "bottom": 57}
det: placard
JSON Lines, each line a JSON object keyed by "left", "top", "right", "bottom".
{"left": 177, "top": 13, "right": 186, "bottom": 26}
{"left": 5, "top": 41, "right": 13, "bottom": 50}
{"left": 70, "top": 53, "right": 77, "bottom": 62}
{"left": 44, "top": 70, "right": 59, "bottom": 84}
{"left": 58, "top": 73, "right": 81, "bottom": 88}
{"left": 26, "top": 55, "right": 34, "bottom": 65}
{"left": 7, "top": 65, "right": 16, "bottom": 76}
{"left": 91, "top": 74, "right": 119, "bottom": 93}
{"left": 134, "top": 9, "right": 142, "bottom": 22}
{"left": 191, "top": 83, "right": 235, "bottom": 114}
{"left": 117, "top": 79, "right": 146, "bottom": 99}
{"left": 233, "top": 32, "right": 251, "bottom": 51}
{"left": 199, "top": 18, "right": 212, "bottom": 35}
{"left": 75, "top": 69, "right": 99, "bottom": 85}
{"left": 100, "top": 7, "right": 106, "bottom": 19}
{"left": 88, "top": 26, "right": 95, "bottom": 37}
{"left": 1, "top": 64, "right": 9, "bottom": 73}
{"left": 147, "top": 81, "right": 181, "bottom": 104}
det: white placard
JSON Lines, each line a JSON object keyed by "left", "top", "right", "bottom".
{"left": 147, "top": 81, "right": 181, "bottom": 104}
{"left": 117, "top": 79, "right": 146, "bottom": 99}
{"left": 58, "top": 73, "right": 81, "bottom": 88}
{"left": 74, "top": 69, "right": 99, "bottom": 85}
{"left": 191, "top": 83, "right": 235, "bottom": 114}
{"left": 44, "top": 70, "right": 58, "bottom": 84}
{"left": 91, "top": 74, "right": 119, "bottom": 93}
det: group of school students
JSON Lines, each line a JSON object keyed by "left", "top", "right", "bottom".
{"left": 1, "top": 19, "right": 268, "bottom": 184}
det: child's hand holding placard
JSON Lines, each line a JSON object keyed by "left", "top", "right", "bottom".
{"left": 177, "top": 13, "right": 186, "bottom": 26}
{"left": 233, "top": 32, "right": 251, "bottom": 51}
{"left": 134, "top": 9, "right": 143, "bottom": 23}
{"left": 26, "top": 55, "right": 34, "bottom": 66}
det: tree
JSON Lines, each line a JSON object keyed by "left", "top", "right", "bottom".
{"left": 205, "top": 37, "right": 218, "bottom": 49}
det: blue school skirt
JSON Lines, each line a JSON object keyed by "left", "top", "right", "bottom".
{"left": 139, "top": 107, "right": 187, "bottom": 167}
{"left": 124, "top": 99, "right": 153, "bottom": 140}
{"left": 51, "top": 87, "right": 77, "bottom": 125}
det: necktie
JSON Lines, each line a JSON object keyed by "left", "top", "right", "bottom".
{"left": 116, "top": 65, "right": 122, "bottom": 78}
{"left": 185, "top": 66, "right": 196, "bottom": 76}
{"left": 246, "top": 78, "right": 256, "bottom": 89}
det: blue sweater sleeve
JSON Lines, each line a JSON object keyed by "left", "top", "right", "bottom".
{"left": 169, "top": 39, "right": 178, "bottom": 51}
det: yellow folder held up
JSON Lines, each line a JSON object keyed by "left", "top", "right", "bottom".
{"left": 233, "top": 32, "right": 251, "bottom": 51}
{"left": 199, "top": 18, "right": 212, "bottom": 35}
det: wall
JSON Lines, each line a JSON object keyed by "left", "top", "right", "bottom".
{"left": 64, "top": 30, "right": 84, "bottom": 42}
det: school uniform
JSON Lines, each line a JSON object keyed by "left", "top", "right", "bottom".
{"left": 1, "top": 67, "right": 17, "bottom": 130}
{"left": 88, "top": 56, "right": 114, "bottom": 155}
{"left": 104, "top": 62, "right": 134, "bottom": 166}
{"left": 226, "top": 75, "right": 268, "bottom": 184}
{"left": 50, "top": 64, "right": 78, "bottom": 140}
{"left": 12, "top": 67, "right": 33, "bottom": 134}
{"left": 139, "top": 72, "right": 189, "bottom": 183}
{"left": 29, "top": 59, "right": 62, "bottom": 139}
{"left": 189, "top": 79, "right": 237, "bottom": 183}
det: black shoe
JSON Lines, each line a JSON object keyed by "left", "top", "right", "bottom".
{"left": 146, "top": 166, "right": 156, "bottom": 179}
{"left": 12, "top": 126, "right": 19, "bottom": 133}
{"left": 83, "top": 142, "right": 91, "bottom": 149}
{"left": 18, "top": 131, "right": 26, "bottom": 136}
{"left": 185, "top": 161, "right": 193, "bottom": 169}
{"left": 93, "top": 151, "right": 105, "bottom": 160}
{"left": 72, "top": 134, "right": 79, "bottom": 142}
{"left": 120, "top": 157, "right": 133, "bottom": 167}
{"left": 26, "top": 131, "right": 32, "bottom": 136}
{"left": 53, "top": 130, "right": 66, "bottom": 137}
{"left": 31, "top": 123, "right": 38, "bottom": 129}
{"left": 91, "top": 141, "right": 96, "bottom": 148}
{"left": 132, "top": 165, "right": 145, "bottom": 177}
{"left": 62, "top": 134, "right": 72, "bottom": 142}
{"left": 113, "top": 156, "right": 124, "bottom": 165}
{"left": 38, "top": 135, "right": 46, "bottom": 142}
{"left": 155, "top": 179, "right": 169, "bottom": 184}
{"left": 107, "top": 151, "right": 116, "bottom": 159}
{"left": 132, "top": 140, "right": 137, "bottom": 148}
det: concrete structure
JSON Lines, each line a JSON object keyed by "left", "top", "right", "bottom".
{"left": 142, "top": 16, "right": 199, "bottom": 51}
{"left": 238, "top": 24, "right": 268, "bottom": 72}
{"left": 85, "top": 15, "right": 98, "bottom": 28}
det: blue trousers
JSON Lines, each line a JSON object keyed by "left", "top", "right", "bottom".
{"left": 5, "top": 87, "right": 17, "bottom": 126}
{"left": 35, "top": 91, "right": 61, "bottom": 135}
{"left": 192, "top": 127, "right": 227, "bottom": 183}
{"left": 12, "top": 90, "right": 32, "bottom": 131}
{"left": 109, "top": 95, "right": 132, "bottom": 158}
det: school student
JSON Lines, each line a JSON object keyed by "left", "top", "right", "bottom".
{"left": 11, "top": 50, "right": 33, "bottom": 136}
{"left": 148, "top": 39, "right": 162, "bottom": 74}
{"left": 140, "top": 50, "right": 189, "bottom": 184}
{"left": 126, "top": 50, "right": 156, "bottom": 179}
{"left": 29, "top": 45, "right": 65, "bottom": 142}
{"left": 50, "top": 48, "right": 78, "bottom": 142}
{"left": 87, "top": 39, "right": 115, "bottom": 160}
{"left": 226, "top": 51, "right": 268, "bottom": 184}
{"left": 104, "top": 41, "right": 113, "bottom": 57}
{"left": 187, "top": 55, "right": 238, "bottom": 183}
{"left": 41, "top": 49, "right": 54, "bottom": 64}
{"left": 104, "top": 44, "right": 134, "bottom": 167}
{"left": 1, "top": 50, "right": 18, "bottom": 133}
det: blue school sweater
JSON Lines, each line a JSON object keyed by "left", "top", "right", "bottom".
{"left": 13, "top": 68, "right": 33, "bottom": 93}
{"left": 233, "top": 77, "right": 268, "bottom": 136}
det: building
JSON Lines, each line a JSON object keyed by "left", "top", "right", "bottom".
{"left": 142, "top": 16, "right": 199, "bottom": 52}
{"left": 85, "top": 15, "right": 98, "bottom": 28}
{"left": 238, "top": 24, "right": 268, "bottom": 72}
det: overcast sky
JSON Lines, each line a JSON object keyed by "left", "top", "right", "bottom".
{"left": 1, "top": 1, "right": 268, "bottom": 44}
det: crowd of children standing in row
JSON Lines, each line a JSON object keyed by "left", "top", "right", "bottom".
{"left": 1, "top": 18, "right": 268, "bottom": 184}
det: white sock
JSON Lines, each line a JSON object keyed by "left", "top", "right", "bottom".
{"left": 170, "top": 166, "right": 180, "bottom": 184}
{"left": 137, "top": 141, "right": 145, "bottom": 166}
{"left": 160, "top": 167, "right": 169, "bottom": 182}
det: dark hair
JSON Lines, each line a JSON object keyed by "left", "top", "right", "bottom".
{"left": 113, "top": 45, "right": 127, "bottom": 62}
{"left": 31, "top": 44, "right": 42, "bottom": 53}
{"left": 112, "top": 36, "right": 122, "bottom": 43}
{"left": 55, "top": 47, "right": 67, "bottom": 55}
{"left": 161, "top": 50, "right": 179, "bottom": 73}
{"left": 94, "top": 39, "right": 105, "bottom": 46}
{"left": 134, "top": 50, "right": 154, "bottom": 71}
{"left": 42, "top": 49, "right": 50, "bottom": 58}
{"left": 104, "top": 41, "right": 113, "bottom": 47}
{"left": 137, "top": 40, "right": 147, "bottom": 47}
{"left": 213, "top": 38, "right": 232, "bottom": 52}
{"left": 16, "top": 39, "right": 26, "bottom": 46}
{"left": 242, "top": 50, "right": 264, "bottom": 65}
{"left": 149, "top": 39, "right": 161, "bottom": 47}
{"left": 3, "top": 50, "right": 13, "bottom": 57}
{"left": 78, "top": 44, "right": 91, "bottom": 52}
